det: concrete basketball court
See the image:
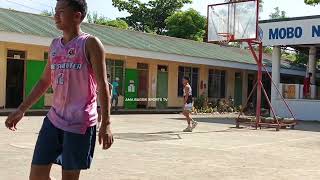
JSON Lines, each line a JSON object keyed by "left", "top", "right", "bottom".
{"left": 1, "top": 114, "right": 320, "bottom": 180}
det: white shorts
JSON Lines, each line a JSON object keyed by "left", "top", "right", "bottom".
{"left": 184, "top": 103, "right": 193, "bottom": 112}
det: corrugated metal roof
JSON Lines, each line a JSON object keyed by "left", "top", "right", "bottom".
{"left": 0, "top": 8, "right": 305, "bottom": 71}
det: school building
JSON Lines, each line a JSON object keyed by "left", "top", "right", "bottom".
{"left": 0, "top": 8, "right": 309, "bottom": 110}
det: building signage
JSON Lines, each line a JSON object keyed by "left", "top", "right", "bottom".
{"left": 259, "top": 17, "right": 320, "bottom": 46}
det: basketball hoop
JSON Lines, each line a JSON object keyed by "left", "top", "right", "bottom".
{"left": 217, "top": 33, "right": 234, "bottom": 46}
{"left": 207, "top": 0, "right": 258, "bottom": 43}
{"left": 208, "top": 0, "right": 296, "bottom": 131}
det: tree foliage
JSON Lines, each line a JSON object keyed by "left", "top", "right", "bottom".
{"left": 40, "top": 10, "right": 54, "bottom": 17}
{"left": 259, "top": 0, "right": 264, "bottom": 12}
{"left": 269, "top": 7, "right": 286, "bottom": 19}
{"left": 87, "top": 12, "right": 128, "bottom": 29}
{"left": 281, "top": 50, "right": 297, "bottom": 62}
{"left": 112, "top": 0, "right": 192, "bottom": 34}
{"left": 305, "top": 0, "right": 320, "bottom": 5}
{"left": 165, "top": 9, "right": 206, "bottom": 41}
{"left": 105, "top": 19, "right": 129, "bottom": 29}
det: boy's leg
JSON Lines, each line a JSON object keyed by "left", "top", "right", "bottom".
{"left": 62, "top": 126, "right": 96, "bottom": 174}
{"left": 62, "top": 170, "right": 80, "bottom": 180}
{"left": 182, "top": 110, "right": 191, "bottom": 125}
{"left": 111, "top": 95, "right": 115, "bottom": 106}
{"left": 31, "top": 117, "right": 62, "bottom": 180}
{"left": 182, "top": 109, "right": 192, "bottom": 132}
{"left": 29, "top": 165, "right": 52, "bottom": 180}
{"left": 115, "top": 95, "right": 119, "bottom": 110}
{"left": 182, "top": 104, "right": 197, "bottom": 131}
{"left": 187, "top": 112, "right": 198, "bottom": 129}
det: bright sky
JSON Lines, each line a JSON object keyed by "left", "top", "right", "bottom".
{"left": 0, "top": 0, "right": 319, "bottom": 21}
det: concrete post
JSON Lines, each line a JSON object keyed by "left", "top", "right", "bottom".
{"left": 271, "top": 46, "right": 281, "bottom": 100}
{"left": 0, "top": 43, "right": 6, "bottom": 108}
{"left": 148, "top": 63, "right": 157, "bottom": 108}
{"left": 309, "top": 46, "right": 317, "bottom": 99}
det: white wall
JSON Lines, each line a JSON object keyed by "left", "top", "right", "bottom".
{"left": 273, "top": 99, "right": 320, "bottom": 121}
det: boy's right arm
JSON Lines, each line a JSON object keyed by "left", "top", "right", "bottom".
{"left": 5, "top": 62, "right": 51, "bottom": 130}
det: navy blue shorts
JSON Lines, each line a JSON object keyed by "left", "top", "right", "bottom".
{"left": 32, "top": 117, "right": 96, "bottom": 170}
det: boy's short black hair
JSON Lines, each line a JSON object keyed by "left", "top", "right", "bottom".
{"left": 183, "top": 76, "right": 190, "bottom": 83}
{"left": 57, "top": 0, "right": 87, "bottom": 20}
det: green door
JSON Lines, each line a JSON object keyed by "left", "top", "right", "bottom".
{"left": 26, "top": 60, "right": 46, "bottom": 109}
{"left": 156, "top": 71, "right": 168, "bottom": 109}
{"left": 234, "top": 72, "right": 243, "bottom": 107}
{"left": 124, "top": 69, "right": 139, "bottom": 109}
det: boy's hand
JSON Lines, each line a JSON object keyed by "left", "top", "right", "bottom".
{"left": 98, "top": 123, "right": 114, "bottom": 150}
{"left": 5, "top": 109, "right": 25, "bottom": 131}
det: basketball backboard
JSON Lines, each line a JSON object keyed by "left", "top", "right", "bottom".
{"left": 207, "top": 0, "right": 259, "bottom": 43}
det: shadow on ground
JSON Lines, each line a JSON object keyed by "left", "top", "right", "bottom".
{"left": 168, "top": 117, "right": 236, "bottom": 125}
{"left": 167, "top": 117, "right": 320, "bottom": 133}
{"left": 114, "top": 129, "right": 233, "bottom": 142}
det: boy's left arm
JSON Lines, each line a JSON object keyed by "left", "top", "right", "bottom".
{"left": 86, "top": 36, "right": 113, "bottom": 150}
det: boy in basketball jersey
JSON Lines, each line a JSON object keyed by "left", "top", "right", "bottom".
{"left": 5, "top": 0, "right": 113, "bottom": 179}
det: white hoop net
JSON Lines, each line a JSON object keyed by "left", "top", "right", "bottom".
{"left": 217, "top": 33, "right": 234, "bottom": 46}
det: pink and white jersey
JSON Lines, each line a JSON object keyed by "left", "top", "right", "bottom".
{"left": 47, "top": 33, "right": 98, "bottom": 134}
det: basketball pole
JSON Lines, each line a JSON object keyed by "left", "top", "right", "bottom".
{"left": 255, "top": 0, "right": 262, "bottom": 128}
{"left": 247, "top": 40, "right": 263, "bottom": 129}
{"left": 208, "top": 0, "right": 297, "bottom": 130}
{"left": 256, "top": 42, "right": 263, "bottom": 128}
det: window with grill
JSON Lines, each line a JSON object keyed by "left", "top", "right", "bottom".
{"left": 106, "top": 59, "right": 124, "bottom": 95}
{"left": 178, "top": 66, "right": 199, "bottom": 97}
{"left": 208, "top": 69, "right": 226, "bottom": 98}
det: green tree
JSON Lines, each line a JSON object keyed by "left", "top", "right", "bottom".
{"left": 305, "top": 0, "right": 320, "bottom": 5}
{"left": 282, "top": 50, "right": 297, "bottom": 62}
{"left": 165, "top": 9, "right": 206, "bottom": 41}
{"left": 294, "top": 52, "right": 309, "bottom": 65}
{"left": 112, "top": 0, "right": 192, "bottom": 34}
{"left": 259, "top": 0, "right": 264, "bottom": 12}
{"left": 40, "top": 10, "right": 54, "bottom": 17}
{"left": 87, "top": 12, "right": 128, "bottom": 29}
{"left": 269, "top": 7, "right": 286, "bottom": 19}
{"left": 105, "top": 19, "right": 129, "bottom": 29}
{"left": 87, "top": 12, "right": 100, "bottom": 23}
{"left": 263, "top": 47, "right": 273, "bottom": 54}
